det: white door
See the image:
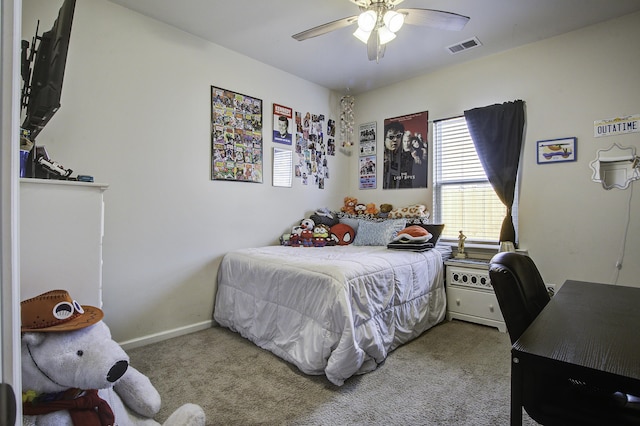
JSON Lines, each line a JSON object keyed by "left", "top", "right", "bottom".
{"left": 1, "top": 0, "right": 23, "bottom": 424}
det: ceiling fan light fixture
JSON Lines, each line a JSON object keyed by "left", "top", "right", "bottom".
{"left": 383, "top": 10, "right": 404, "bottom": 33}
{"left": 353, "top": 27, "right": 371, "bottom": 44}
{"left": 357, "top": 10, "right": 377, "bottom": 32}
{"left": 378, "top": 26, "right": 396, "bottom": 45}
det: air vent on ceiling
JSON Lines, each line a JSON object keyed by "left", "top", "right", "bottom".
{"left": 446, "top": 37, "right": 482, "bottom": 54}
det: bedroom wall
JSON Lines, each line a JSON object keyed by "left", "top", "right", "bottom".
{"left": 20, "top": 0, "right": 640, "bottom": 345}
{"left": 21, "top": 0, "right": 350, "bottom": 344}
{"left": 353, "top": 11, "right": 640, "bottom": 289}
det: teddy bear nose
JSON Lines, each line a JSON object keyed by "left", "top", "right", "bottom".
{"left": 107, "top": 360, "right": 129, "bottom": 383}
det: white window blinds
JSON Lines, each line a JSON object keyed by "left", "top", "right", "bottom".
{"left": 433, "top": 116, "right": 506, "bottom": 243}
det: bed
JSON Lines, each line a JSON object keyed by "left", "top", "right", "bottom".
{"left": 213, "top": 242, "right": 450, "bottom": 386}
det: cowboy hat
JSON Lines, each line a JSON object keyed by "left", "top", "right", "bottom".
{"left": 21, "top": 289, "right": 103, "bottom": 332}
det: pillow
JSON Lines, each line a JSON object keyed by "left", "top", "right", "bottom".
{"left": 388, "top": 204, "right": 429, "bottom": 219}
{"left": 417, "top": 224, "right": 445, "bottom": 245}
{"left": 339, "top": 217, "right": 360, "bottom": 233}
{"left": 353, "top": 219, "right": 406, "bottom": 246}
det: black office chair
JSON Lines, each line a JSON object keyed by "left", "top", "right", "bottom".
{"left": 488, "top": 252, "right": 549, "bottom": 344}
{"left": 489, "top": 252, "right": 640, "bottom": 425}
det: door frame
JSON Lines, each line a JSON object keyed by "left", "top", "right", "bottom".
{"left": 1, "top": 0, "right": 23, "bottom": 424}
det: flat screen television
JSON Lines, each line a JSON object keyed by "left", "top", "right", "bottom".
{"left": 21, "top": 0, "right": 76, "bottom": 142}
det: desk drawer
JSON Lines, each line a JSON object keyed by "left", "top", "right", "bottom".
{"left": 447, "top": 285, "right": 504, "bottom": 322}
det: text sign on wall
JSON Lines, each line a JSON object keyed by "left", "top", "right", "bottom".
{"left": 594, "top": 114, "right": 640, "bottom": 138}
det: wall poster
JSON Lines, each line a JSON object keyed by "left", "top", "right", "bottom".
{"left": 272, "top": 103, "right": 293, "bottom": 145}
{"left": 211, "top": 86, "right": 263, "bottom": 183}
{"left": 294, "top": 111, "right": 330, "bottom": 189}
{"left": 359, "top": 155, "right": 377, "bottom": 189}
{"left": 359, "top": 121, "right": 377, "bottom": 156}
{"left": 383, "top": 111, "right": 428, "bottom": 189}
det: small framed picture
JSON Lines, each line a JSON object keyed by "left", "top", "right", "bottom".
{"left": 537, "top": 137, "right": 576, "bottom": 164}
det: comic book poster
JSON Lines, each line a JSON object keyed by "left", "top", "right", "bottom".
{"left": 272, "top": 103, "right": 293, "bottom": 145}
{"left": 211, "top": 86, "right": 263, "bottom": 183}
{"left": 382, "top": 111, "right": 428, "bottom": 189}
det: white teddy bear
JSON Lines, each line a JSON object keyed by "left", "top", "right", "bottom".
{"left": 20, "top": 290, "right": 206, "bottom": 426}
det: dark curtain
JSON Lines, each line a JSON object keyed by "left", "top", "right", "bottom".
{"left": 463, "top": 100, "right": 525, "bottom": 244}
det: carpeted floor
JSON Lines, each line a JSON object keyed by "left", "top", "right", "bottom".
{"left": 127, "top": 319, "right": 537, "bottom": 425}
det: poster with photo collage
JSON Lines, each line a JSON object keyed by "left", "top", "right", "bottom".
{"left": 293, "top": 111, "right": 335, "bottom": 189}
{"left": 210, "top": 86, "right": 263, "bottom": 183}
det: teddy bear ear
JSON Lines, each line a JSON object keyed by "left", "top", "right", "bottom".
{"left": 22, "top": 332, "right": 46, "bottom": 346}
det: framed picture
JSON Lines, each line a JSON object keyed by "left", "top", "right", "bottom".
{"left": 273, "top": 103, "right": 293, "bottom": 145}
{"left": 359, "top": 122, "right": 377, "bottom": 156}
{"left": 211, "top": 86, "right": 263, "bottom": 183}
{"left": 537, "top": 137, "right": 576, "bottom": 164}
{"left": 383, "top": 111, "right": 429, "bottom": 189}
{"left": 359, "top": 154, "right": 377, "bottom": 189}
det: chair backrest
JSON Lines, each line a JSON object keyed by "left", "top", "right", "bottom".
{"left": 489, "top": 252, "right": 550, "bottom": 344}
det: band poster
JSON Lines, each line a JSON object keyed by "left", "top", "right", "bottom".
{"left": 211, "top": 86, "right": 263, "bottom": 183}
{"left": 358, "top": 121, "right": 377, "bottom": 189}
{"left": 359, "top": 155, "right": 376, "bottom": 189}
{"left": 359, "top": 121, "right": 377, "bottom": 156}
{"left": 272, "top": 103, "right": 293, "bottom": 145}
{"left": 383, "top": 111, "right": 428, "bottom": 189}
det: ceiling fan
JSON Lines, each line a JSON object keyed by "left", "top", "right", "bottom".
{"left": 292, "top": 0, "right": 470, "bottom": 62}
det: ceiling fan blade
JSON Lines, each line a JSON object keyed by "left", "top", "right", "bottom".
{"left": 378, "top": 43, "right": 386, "bottom": 60}
{"left": 367, "top": 31, "right": 378, "bottom": 61}
{"left": 398, "top": 8, "right": 470, "bottom": 31}
{"left": 292, "top": 16, "right": 358, "bottom": 41}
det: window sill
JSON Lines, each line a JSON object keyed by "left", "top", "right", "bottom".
{"left": 439, "top": 239, "right": 499, "bottom": 261}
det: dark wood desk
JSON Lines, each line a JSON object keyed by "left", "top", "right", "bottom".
{"left": 511, "top": 280, "right": 640, "bottom": 425}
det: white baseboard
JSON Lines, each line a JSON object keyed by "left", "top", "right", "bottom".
{"left": 118, "top": 319, "right": 213, "bottom": 351}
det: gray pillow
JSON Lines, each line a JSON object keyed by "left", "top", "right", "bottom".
{"left": 353, "top": 219, "right": 407, "bottom": 246}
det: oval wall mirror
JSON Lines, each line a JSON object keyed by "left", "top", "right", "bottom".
{"left": 589, "top": 143, "right": 640, "bottom": 190}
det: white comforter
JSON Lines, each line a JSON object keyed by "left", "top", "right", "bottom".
{"left": 213, "top": 245, "right": 447, "bottom": 386}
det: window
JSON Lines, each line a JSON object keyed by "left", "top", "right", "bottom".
{"left": 433, "top": 116, "right": 511, "bottom": 244}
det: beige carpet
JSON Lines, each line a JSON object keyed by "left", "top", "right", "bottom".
{"left": 127, "top": 319, "right": 537, "bottom": 425}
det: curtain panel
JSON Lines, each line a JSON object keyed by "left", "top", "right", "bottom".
{"left": 463, "top": 100, "right": 525, "bottom": 244}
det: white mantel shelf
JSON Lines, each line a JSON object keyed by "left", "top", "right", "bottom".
{"left": 20, "top": 177, "right": 109, "bottom": 191}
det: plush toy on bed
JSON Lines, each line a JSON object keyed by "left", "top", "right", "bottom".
{"left": 329, "top": 223, "right": 355, "bottom": 245}
{"left": 21, "top": 290, "right": 206, "bottom": 426}
{"left": 365, "top": 203, "right": 379, "bottom": 216}
{"left": 341, "top": 196, "right": 358, "bottom": 215}
{"left": 300, "top": 218, "right": 315, "bottom": 231}
{"left": 388, "top": 204, "right": 430, "bottom": 219}
{"left": 310, "top": 207, "right": 339, "bottom": 228}
{"left": 378, "top": 203, "right": 393, "bottom": 218}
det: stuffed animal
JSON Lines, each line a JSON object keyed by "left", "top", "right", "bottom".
{"left": 354, "top": 203, "right": 366, "bottom": 215}
{"left": 20, "top": 290, "right": 206, "bottom": 426}
{"left": 310, "top": 208, "right": 339, "bottom": 228}
{"left": 329, "top": 223, "right": 355, "bottom": 245}
{"left": 300, "top": 218, "right": 315, "bottom": 231}
{"left": 378, "top": 203, "right": 393, "bottom": 218}
{"left": 365, "top": 203, "right": 379, "bottom": 216}
{"left": 312, "top": 224, "right": 330, "bottom": 247}
{"left": 391, "top": 225, "right": 433, "bottom": 243}
{"left": 300, "top": 228, "right": 314, "bottom": 247}
{"left": 388, "top": 204, "right": 430, "bottom": 219}
{"left": 341, "top": 196, "right": 358, "bottom": 215}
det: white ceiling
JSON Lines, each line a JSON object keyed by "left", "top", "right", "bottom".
{"left": 108, "top": 0, "right": 640, "bottom": 95}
